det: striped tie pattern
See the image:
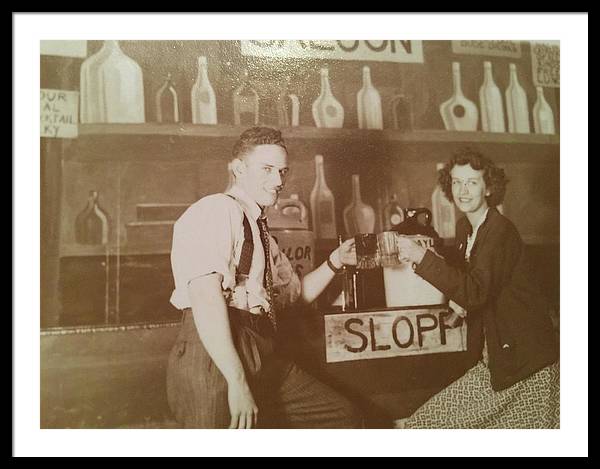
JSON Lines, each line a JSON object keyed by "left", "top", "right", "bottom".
{"left": 256, "top": 216, "right": 276, "bottom": 330}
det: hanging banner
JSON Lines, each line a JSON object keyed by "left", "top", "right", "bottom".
{"left": 324, "top": 306, "right": 467, "bottom": 363}
{"left": 241, "top": 40, "right": 424, "bottom": 63}
{"left": 451, "top": 40, "right": 522, "bottom": 58}
{"left": 40, "top": 89, "right": 79, "bottom": 138}
{"left": 531, "top": 41, "right": 560, "bottom": 88}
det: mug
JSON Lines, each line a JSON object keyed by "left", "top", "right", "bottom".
{"left": 354, "top": 233, "right": 379, "bottom": 270}
{"left": 377, "top": 231, "right": 402, "bottom": 268}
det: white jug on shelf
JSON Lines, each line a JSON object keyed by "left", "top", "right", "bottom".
{"left": 80, "top": 41, "right": 113, "bottom": 123}
{"left": 96, "top": 40, "right": 145, "bottom": 123}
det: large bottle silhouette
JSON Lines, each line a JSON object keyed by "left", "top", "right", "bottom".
{"left": 343, "top": 174, "right": 375, "bottom": 237}
{"left": 86, "top": 40, "right": 145, "bottom": 123}
{"left": 479, "top": 61, "right": 505, "bottom": 132}
{"left": 75, "top": 190, "right": 110, "bottom": 245}
{"left": 191, "top": 56, "right": 217, "bottom": 124}
{"left": 312, "top": 67, "right": 344, "bottom": 128}
{"left": 357, "top": 65, "right": 383, "bottom": 129}
{"left": 309, "top": 154, "right": 337, "bottom": 239}
{"left": 533, "top": 86, "right": 556, "bottom": 134}
{"left": 439, "top": 62, "right": 479, "bottom": 131}
{"left": 505, "top": 63, "right": 530, "bottom": 133}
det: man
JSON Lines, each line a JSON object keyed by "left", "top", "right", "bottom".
{"left": 167, "top": 126, "right": 360, "bottom": 428}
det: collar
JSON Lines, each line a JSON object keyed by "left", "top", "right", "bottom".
{"left": 226, "top": 184, "right": 264, "bottom": 221}
{"left": 468, "top": 207, "right": 490, "bottom": 239}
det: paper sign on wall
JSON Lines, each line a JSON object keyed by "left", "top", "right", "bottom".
{"left": 324, "top": 306, "right": 467, "bottom": 363}
{"left": 40, "top": 40, "right": 87, "bottom": 58}
{"left": 531, "top": 41, "right": 560, "bottom": 88}
{"left": 451, "top": 40, "right": 522, "bottom": 58}
{"left": 41, "top": 89, "right": 79, "bottom": 138}
{"left": 241, "top": 40, "right": 424, "bottom": 63}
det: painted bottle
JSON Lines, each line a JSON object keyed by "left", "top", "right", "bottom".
{"left": 479, "top": 61, "right": 506, "bottom": 132}
{"left": 312, "top": 67, "right": 344, "bottom": 128}
{"left": 80, "top": 41, "right": 113, "bottom": 123}
{"left": 431, "top": 163, "right": 456, "bottom": 239}
{"left": 233, "top": 68, "right": 259, "bottom": 126}
{"left": 310, "top": 154, "right": 337, "bottom": 239}
{"left": 343, "top": 174, "right": 376, "bottom": 237}
{"left": 357, "top": 65, "right": 383, "bottom": 129}
{"left": 439, "top": 62, "right": 479, "bottom": 131}
{"left": 505, "top": 63, "right": 530, "bottom": 133}
{"left": 277, "top": 75, "right": 300, "bottom": 127}
{"left": 155, "top": 73, "right": 180, "bottom": 123}
{"left": 533, "top": 86, "right": 556, "bottom": 134}
{"left": 75, "top": 190, "right": 109, "bottom": 245}
{"left": 97, "top": 40, "right": 145, "bottom": 123}
{"left": 191, "top": 56, "right": 217, "bottom": 124}
{"left": 383, "top": 193, "right": 405, "bottom": 231}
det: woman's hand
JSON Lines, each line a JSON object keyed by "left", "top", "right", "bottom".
{"left": 330, "top": 238, "right": 357, "bottom": 268}
{"left": 396, "top": 236, "right": 427, "bottom": 265}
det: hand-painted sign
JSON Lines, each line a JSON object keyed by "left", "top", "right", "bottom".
{"left": 451, "top": 40, "right": 522, "bottom": 58}
{"left": 324, "top": 306, "right": 467, "bottom": 363}
{"left": 531, "top": 41, "right": 560, "bottom": 88}
{"left": 40, "top": 89, "right": 79, "bottom": 138}
{"left": 241, "top": 40, "right": 424, "bottom": 63}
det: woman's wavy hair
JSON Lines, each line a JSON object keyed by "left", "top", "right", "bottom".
{"left": 438, "top": 147, "right": 509, "bottom": 208}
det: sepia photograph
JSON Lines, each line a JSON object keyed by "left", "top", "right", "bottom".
{"left": 15, "top": 13, "right": 588, "bottom": 457}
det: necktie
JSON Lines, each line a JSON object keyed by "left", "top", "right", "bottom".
{"left": 256, "top": 216, "right": 276, "bottom": 330}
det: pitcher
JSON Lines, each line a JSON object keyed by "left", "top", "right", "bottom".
{"left": 381, "top": 208, "right": 445, "bottom": 307}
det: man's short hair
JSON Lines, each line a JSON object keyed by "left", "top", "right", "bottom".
{"left": 231, "top": 126, "right": 287, "bottom": 160}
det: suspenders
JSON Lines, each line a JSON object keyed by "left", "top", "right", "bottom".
{"left": 224, "top": 194, "right": 253, "bottom": 277}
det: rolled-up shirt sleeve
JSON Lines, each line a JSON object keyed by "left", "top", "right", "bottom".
{"left": 169, "top": 194, "right": 241, "bottom": 309}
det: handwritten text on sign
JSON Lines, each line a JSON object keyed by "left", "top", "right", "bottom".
{"left": 241, "top": 40, "right": 424, "bottom": 63}
{"left": 531, "top": 41, "right": 560, "bottom": 88}
{"left": 324, "top": 307, "right": 467, "bottom": 363}
{"left": 451, "top": 40, "right": 522, "bottom": 58}
{"left": 41, "top": 89, "right": 79, "bottom": 138}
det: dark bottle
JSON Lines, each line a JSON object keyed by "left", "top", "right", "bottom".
{"left": 233, "top": 68, "right": 259, "bottom": 126}
{"left": 383, "top": 193, "right": 404, "bottom": 231}
{"left": 75, "top": 190, "right": 109, "bottom": 245}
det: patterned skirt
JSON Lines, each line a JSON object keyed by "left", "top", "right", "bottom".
{"left": 401, "top": 361, "right": 560, "bottom": 429}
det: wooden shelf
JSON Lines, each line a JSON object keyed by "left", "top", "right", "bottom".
{"left": 78, "top": 124, "right": 560, "bottom": 146}
{"left": 59, "top": 235, "right": 558, "bottom": 258}
{"left": 60, "top": 238, "right": 339, "bottom": 258}
{"left": 77, "top": 123, "right": 384, "bottom": 141}
{"left": 382, "top": 129, "right": 560, "bottom": 146}
{"left": 60, "top": 243, "right": 172, "bottom": 258}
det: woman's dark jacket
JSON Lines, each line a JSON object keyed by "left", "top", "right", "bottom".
{"left": 415, "top": 207, "right": 558, "bottom": 391}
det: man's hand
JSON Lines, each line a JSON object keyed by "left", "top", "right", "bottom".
{"left": 331, "top": 238, "right": 357, "bottom": 268}
{"left": 227, "top": 380, "right": 259, "bottom": 429}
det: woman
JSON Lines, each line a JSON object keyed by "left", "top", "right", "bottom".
{"left": 395, "top": 147, "right": 559, "bottom": 429}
